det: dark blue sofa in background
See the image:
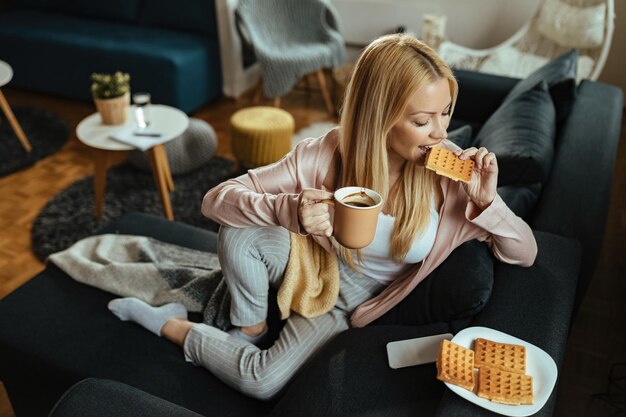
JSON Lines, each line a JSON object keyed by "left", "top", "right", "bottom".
{"left": 0, "top": 0, "right": 223, "bottom": 113}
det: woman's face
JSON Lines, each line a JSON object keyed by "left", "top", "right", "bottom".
{"left": 387, "top": 78, "right": 452, "bottom": 168}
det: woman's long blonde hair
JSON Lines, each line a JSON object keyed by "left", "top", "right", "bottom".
{"left": 337, "top": 34, "right": 458, "bottom": 268}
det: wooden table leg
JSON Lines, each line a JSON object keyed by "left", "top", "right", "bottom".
{"left": 92, "top": 149, "right": 111, "bottom": 220}
{"left": 0, "top": 89, "right": 32, "bottom": 152}
{"left": 148, "top": 145, "right": 174, "bottom": 220}
{"left": 156, "top": 145, "right": 175, "bottom": 192}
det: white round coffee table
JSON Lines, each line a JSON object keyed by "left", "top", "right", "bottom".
{"left": 76, "top": 104, "right": 189, "bottom": 220}
{"left": 0, "top": 60, "right": 32, "bottom": 152}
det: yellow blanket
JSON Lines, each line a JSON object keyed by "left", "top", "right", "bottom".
{"left": 277, "top": 232, "right": 339, "bottom": 319}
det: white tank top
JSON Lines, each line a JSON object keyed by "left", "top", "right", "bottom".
{"left": 354, "top": 201, "right": 439, "bottom": 285}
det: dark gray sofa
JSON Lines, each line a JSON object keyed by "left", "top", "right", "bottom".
{"left": 0, "top": 0, "right": 222, "bottom": 113}
{"left": 0, "top": 65, "right": 622, "bottom": 417}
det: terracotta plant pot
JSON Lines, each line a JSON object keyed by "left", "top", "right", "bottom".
{"left": 94, "top": 91, "right": 130, "bottom": 125}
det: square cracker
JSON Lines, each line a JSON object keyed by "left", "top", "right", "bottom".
{"left": 436, "top": 339, "right": 475, "bottom": 391}
{"left": 474, "top": 338, "right": 526, "bottom": 374}
{"left": 476, "top": 365, "right": 534, "bottom": 405}
{"left": 425, "top": 146, "right": 474, "bottom": 183}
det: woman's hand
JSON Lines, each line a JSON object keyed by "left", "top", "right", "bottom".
{"left": 298, "top": 188, "right": 335, "bottom": 237}
{"left": 457, "top": 147, "right": 498, "bottom": 211}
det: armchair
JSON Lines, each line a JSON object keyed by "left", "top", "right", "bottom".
{"left": 235, "top": 0, "right": 346, "bottom": 113}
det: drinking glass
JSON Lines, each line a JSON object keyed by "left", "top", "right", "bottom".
{"left": 132, "top": 92, "right": 151, "bottom": 129}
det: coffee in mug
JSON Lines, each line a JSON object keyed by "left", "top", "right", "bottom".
{"left": 322, "top": 187, "right": 383, "bottom": 249}
{"left": 340, "top": 192, "right": 376, "bottom": 207}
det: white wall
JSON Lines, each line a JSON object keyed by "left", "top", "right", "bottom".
{"left": 331, "top": 0, "right": 540, "bottom": 48}
{"left": 215, "top": 0, "right": 260, "bottom": 98}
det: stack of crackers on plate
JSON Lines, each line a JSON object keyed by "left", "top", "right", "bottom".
{"left": 436, "top": 338, "right": 534, "bottom": 405}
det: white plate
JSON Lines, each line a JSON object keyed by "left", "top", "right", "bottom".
{"left": 446, "top": 326, "right": 558, "bottom": 417}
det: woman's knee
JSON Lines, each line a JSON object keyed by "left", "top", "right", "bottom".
{"left": 218, "top": 226, "right": 289, "bottom": 260}
{"left": 217, "top": 225, "right": 256, "bottom": 262}
{"left": 217, "top": 225, "right": 242, "bottom": 250}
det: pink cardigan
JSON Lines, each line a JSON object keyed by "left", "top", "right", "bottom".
{"left": 202, "top": 129, "right": 537, "bottom": 327}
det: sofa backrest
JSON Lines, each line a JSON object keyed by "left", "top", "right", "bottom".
{"left": 9, "top": 0, "right": 70, "bottom": 12}
{"left": 139, "top": 0, "right": 218, "bottom": 37}
{"left": 10, "top": 0, "right": 141, "bottom": 22}
{"left": 9, "top": 0, "right": 218, "bottom": 37}
{"left": 68, "top": 0, "right": 141, "bottom": 23}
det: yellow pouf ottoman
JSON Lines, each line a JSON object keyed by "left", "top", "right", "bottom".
{"left": 230, "top": 106, "right": 295, "bottom": 167}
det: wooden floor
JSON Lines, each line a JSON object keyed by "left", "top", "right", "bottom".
{"left": 0, "top": 85, "right": 624, "bottom": 417}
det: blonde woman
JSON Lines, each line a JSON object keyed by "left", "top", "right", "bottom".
{"left": 107, "top": 34, "right": 537, "bottom": 400}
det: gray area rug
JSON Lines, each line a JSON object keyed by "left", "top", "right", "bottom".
{"left": 0, "top": 106, "right": 70, "bottom": 177}
{"left": 32, "top": 157, "right": 236, "bottom": 262}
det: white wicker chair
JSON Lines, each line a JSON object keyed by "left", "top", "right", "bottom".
{"left": 437, "top": 0, "right": 615, "bottom": 81}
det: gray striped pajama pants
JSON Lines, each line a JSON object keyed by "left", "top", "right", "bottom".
{"left": 182, "top": 226, "right": 384, "bottom": 400}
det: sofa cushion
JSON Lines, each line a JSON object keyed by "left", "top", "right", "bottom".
{"left": 452, "top": 69, "right": 519, "bottom": 127}
{"left": 504, "top": 49, "right": 578, "bottom": 128}
{"left": 68, "top": 0, "right": 141, "bottom": 23}
{"left": 372, "top": 239, "right": 494, "bottom": 326}
{"left": 497, "top": 183, "right": 542, "bottom": 219}
{"left": 272, "top": 323, "right": 450, "bottom": 417}
{"left": 473, "top": 80, "right": 556, "bottom": 186}
{"left": 139, "top": 0, "right": 218, "bottom": 38}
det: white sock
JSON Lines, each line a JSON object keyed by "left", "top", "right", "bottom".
{"left": 228, "top": 327, "right": 269, "bottom": 346}
{"left": 108, "top": 297, "right": 187, "bottom": 336}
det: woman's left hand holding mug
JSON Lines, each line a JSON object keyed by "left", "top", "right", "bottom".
{"left": 298, "top": 188, "right": 335, "bottom": 237}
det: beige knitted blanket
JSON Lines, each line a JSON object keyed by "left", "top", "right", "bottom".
{"left": 277, "top": 232, "right": 340, "bottom": 320}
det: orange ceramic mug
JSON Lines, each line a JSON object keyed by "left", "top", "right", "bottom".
{"left": 321, "top": 186, "right": 383, "bottom": 249}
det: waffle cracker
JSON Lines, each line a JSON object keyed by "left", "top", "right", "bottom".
{"left": 476, "top": 365, "right": 534, "bottom": 405}
{"left": 436, "top": 339, "right": 475, "bottom": 391}
{"left": 474, "top": 338, "right": 526, "bottom": 374}
{"left": 425, "top": 146, "right": 474, "bottom": 183}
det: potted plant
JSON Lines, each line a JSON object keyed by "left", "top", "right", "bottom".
{"left": 91, "top": 71, "right": 131, "bottom": 125}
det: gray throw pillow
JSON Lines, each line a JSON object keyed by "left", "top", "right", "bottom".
{"left": 504, "top": 49, "right": 578, "bottom": 128}
{"left": 372, "top": 240, "right": 494, "bottom": 326}
{"left": 474, "top": 80, "right": 556, "bottom": 186}
{"left": 497, "top": 183, "right": 542, "bottom": 219}
{"left": 447, "top": 124, "right": 472, "bottom": 149}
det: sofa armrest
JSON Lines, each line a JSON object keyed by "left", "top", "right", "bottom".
{"left": 435, "top": 231, "right": 581, "bottom": 417}
{"left": 50, "top": 378, "right": 204, "bottom": 417}
{"left": 97, "top": 212, "right": 218, "bottom": 253}
{"left": 530, "top": 80, "right": 623, "bottom": 315}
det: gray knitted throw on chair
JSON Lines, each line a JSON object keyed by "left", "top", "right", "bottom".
{"left": 236, "top": 0, "right": 346, "bottom": 98}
